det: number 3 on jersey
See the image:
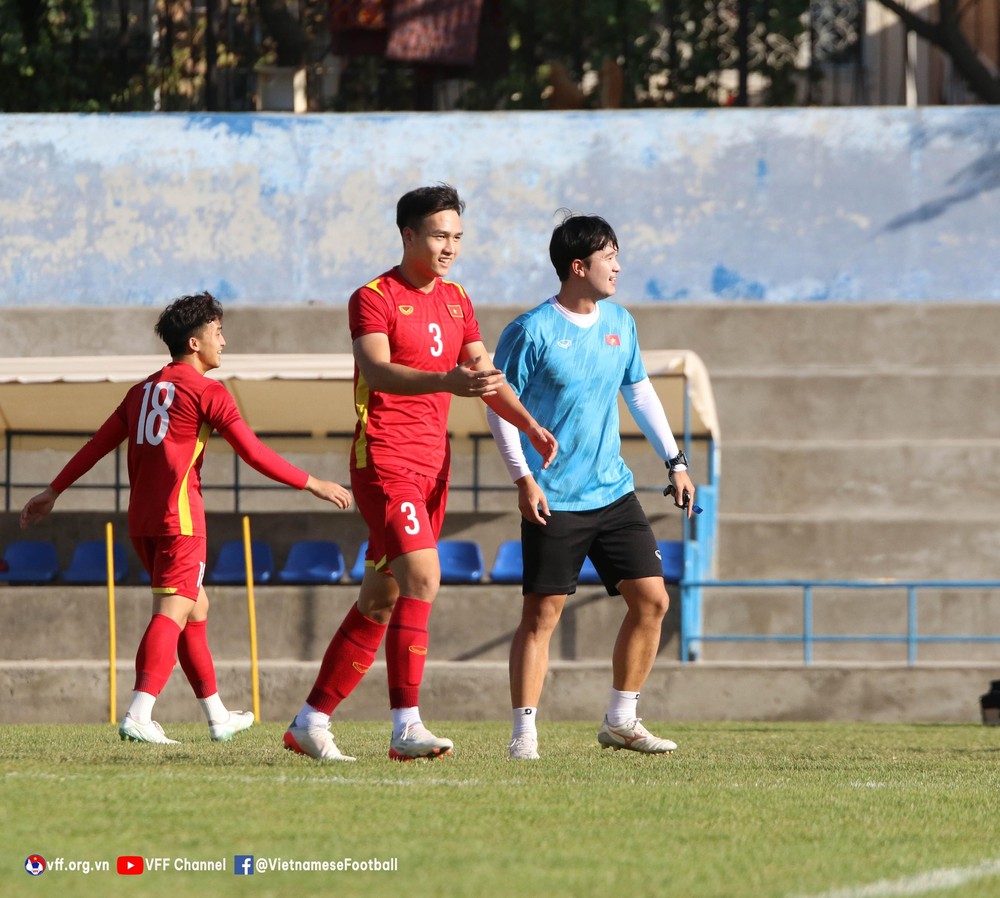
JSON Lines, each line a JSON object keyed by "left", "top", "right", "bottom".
{"left": 400, "top": 501, "right": 420, "bottom": 535}
{"left": 136, "top": 381, "right": 176, "bottom": 446}
{"left": 428, "top": 322, "right": 443, "bottom": 357}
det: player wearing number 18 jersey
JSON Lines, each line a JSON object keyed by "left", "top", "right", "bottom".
{"left": 285, "top": 185, "right": 558, "bottom": 763}
{"left": 20, "top": 293, "right": 353, "bottom": 745}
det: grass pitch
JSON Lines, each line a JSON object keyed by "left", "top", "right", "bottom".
{"left": 3, "top": 721, "right": 1000, "bottom": 898}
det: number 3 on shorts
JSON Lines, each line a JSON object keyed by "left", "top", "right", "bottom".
{"left": 400, "top": 501, "right": 420, "bottom": 535}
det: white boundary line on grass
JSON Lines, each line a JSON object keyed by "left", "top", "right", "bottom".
{"left": 793, "top": 858, "right": 1000, "bottom": 898}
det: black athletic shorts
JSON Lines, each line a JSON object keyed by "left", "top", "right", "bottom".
{"left": 520, "top": 492, "right": 662, "bottom": 596}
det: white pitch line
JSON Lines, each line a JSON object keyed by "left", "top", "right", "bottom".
{"left": 793, "top": 858, "right": 1000, "bottom": 898}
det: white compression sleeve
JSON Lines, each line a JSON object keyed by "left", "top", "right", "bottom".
{"left": 620, "top": 377, "right": 683, "bottom": 465}
{"left": 486, "top": 407, "right": 532, "bottom": 482}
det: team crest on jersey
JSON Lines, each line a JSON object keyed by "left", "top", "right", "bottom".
{"left": 605, "top": 334, "right": 621, "bottom": 346}
{"left": 398, "top": 305, "right": 414, "bottom": 316}
{"left": 447, "top": 304, "right": 464, "bottom": 318}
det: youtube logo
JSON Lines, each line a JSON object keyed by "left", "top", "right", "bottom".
{"left": 117, "top": 856, "right": 144, "bottom": 875}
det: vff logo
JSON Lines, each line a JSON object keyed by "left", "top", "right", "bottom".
{"left": 234, "top": 855, "right": 255, "bottom": 875}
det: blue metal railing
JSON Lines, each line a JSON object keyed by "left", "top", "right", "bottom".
{"left": 679, "top": 579, "right": 1000, "bottom": 665}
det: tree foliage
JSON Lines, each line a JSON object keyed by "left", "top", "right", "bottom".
{"left": 455, "top": 0, "right": 811, "bottom": 110}
{"left": 1, "top": 0, "right": 100, "bottom": 110}
{"left": 2, "top": 0, "right": 996, "bottom": 113}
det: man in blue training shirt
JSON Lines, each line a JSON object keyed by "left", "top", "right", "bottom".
{"left": 487, "top": 213, "right": 696, "bottom": 760}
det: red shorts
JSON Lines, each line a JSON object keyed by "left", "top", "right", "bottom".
{"left": 132, "top": 534, "right": 207, "bottom": 600}
{"left": 351, "top": 464, "right": 448, "bottom": 572}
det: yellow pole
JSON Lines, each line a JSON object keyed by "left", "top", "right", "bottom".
{"left": 242, "top": 515, "right": 261, "bottom": 721}
{"left": 105, "top": 522, "right": 117, "bottom": 725}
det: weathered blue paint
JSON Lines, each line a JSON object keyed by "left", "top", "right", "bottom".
{"left": 1, "top": 108, "right": 998, "bottom": 305}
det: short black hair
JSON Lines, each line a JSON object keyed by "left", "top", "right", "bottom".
{"left": 154, "top": 292, "right": 224, "bottom": 358}
{"left": 549, "top": 212, "right": 619, "bottom": 282}
{"left": 396, "top": 184, "right": 465, "bottom": 233}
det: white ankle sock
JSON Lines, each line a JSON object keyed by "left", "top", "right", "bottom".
{"left": 199, "top": 692, "right": 228, "bottom": 725}
{"left": 392, "top": 706, "right": 421, "bottom": 738}
{"left": 127, "top": 690, "right": 156, "bottom": 725}
{"left": 512, "top": 707, "right": 538, "bottom": 740}
{"left": 606, "top": 689, "right": 640, "bottom": 727}
{"left": 294, "top": 703, "right": 330, "bottom": 730}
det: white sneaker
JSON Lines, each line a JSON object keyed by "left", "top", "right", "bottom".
{"left": 597, "top": 717, "right": 677, "bottom": 754}
{"left": 388, "top": 723, "right": 453, "bottom": 761}
{"left": 283, "top": 723, "right": 356, "bottom": 762}
{"left": 508, "top": 735, "right": 540, "bottom": 760}
{"left": 209, "top": 710, "right": 255, "bottom": 742}
{"left": 119, "top": 714, "right": 179, "bottom": 745}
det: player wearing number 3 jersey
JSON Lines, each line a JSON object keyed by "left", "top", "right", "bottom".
{"left": 20, "top": 293, "right": 353, "bottom": 745}
{"left": 284, "top": 185, "right": 558, "bottom": 763}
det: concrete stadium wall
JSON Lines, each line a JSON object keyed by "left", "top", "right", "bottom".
{"left": 3, "top": 107, "right": 1000, "bottom": 307}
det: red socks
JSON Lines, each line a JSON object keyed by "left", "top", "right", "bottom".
{"left": 133, "top": 614, "right": 182, "bottom": 696}
{"left": 307, "top": 604, "right": 387, "bottom": 715}
{"left": 177, "top": 618, "right": 217, "bottom": 699}
{"left": 386, "top": 596, "right": 432, "bottom": 709}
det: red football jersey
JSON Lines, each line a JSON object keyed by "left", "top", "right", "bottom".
{"left": 349, "top": 267, "right": 482, "bottom": 479}
{"left": 51, "top": 361, "right": 308, "bottom": 536}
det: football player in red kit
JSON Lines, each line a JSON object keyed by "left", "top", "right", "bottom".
{"left": 20, "top": 292, "right": 352, "bottom": 744}
{"left": 284, "top": 184, "right": 558, "bottom": 762}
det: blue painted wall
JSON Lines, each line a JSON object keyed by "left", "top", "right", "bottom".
{"left": 2, "top": 108, "right": 998, "bottom": 305}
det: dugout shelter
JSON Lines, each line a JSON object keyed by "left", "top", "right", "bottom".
{"left": 0, "top": 350, "right": 720, "bottom": 605}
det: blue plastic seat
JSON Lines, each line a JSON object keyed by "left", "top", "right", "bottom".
{"left": 490, "top": 540, "right": 523, "bottom": 584}
{"left": 578, "top": 555, "right": 603, "bottom": 585}
{"left": 349, "top": 540, "right": 369, "bottom": 582}
{"left": 63, "top": 540, "right": 128, "bottom": 584}
{"left": 208, "top": 539, "right": 275, "bottom": 585}
{"left": 438, "top": 540, "right": 484, "bottom": 584}
{"left": 278, "top": 540, "right": 345, "bottom": 584}
{"left": 657, "top": 540, "right": 685, "bottom": 583}
{"left": 0, "top": 540, "right": 60, "bottom": 584}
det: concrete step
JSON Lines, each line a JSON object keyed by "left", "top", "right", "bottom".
{"left": 716, "top": 516, "right": 1000, "bottom": 580}
{"left": 2, "top": 658, "right": 994, "bottom": 726}
{"left": 15, "top": 304, "right": 1000, "bottom": 371}
{"left": 720, "top": 440, "right": 1000, "bottom": 515}
{"left": 624, "top": 303, "right": 1000, "bottom": 372}
{"left": 711, "top": 369, "right": 1000, "bottom": 441}
{"left": 0, "top": 584, "right": 683, "bottom": 664}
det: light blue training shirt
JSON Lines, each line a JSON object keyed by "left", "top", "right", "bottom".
{"left": 492, "top": 297, "right": 647, "bottom": 511}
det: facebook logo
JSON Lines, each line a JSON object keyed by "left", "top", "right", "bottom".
{"left": 234, "top": 855, "right": 254, "bottom": 875}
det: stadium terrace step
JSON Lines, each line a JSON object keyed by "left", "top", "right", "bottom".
{"left": 624, "top": 303, "right": 1000, "bottom": 373}
{"left": 0, "top": 585, "right": 682, "bottom": 664}
{"left": 12, "top": 303, "right": 1000, "bottom": 368}
{"left": 716, "top": 516, "right": 1000, "bottom": 581}
{"left": 2, "top": 659, "right": 995, "bottom": 726}
{"left": 711, "top": 369, "right": 1000, "bottom": 442}
{"left": 721, "top": 440, "right": 1000, "bottom": 517}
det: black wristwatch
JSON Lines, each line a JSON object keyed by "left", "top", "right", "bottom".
{"left": 666, "top": 450, "right": 688, "bottom": 475}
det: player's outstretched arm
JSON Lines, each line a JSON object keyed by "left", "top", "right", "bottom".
{"left": 354, "top": 334, "right": 504, "bottom": 398}
{"left": 304, "top": 476, "right": 353, "bottom": 510}
{"left": 482, "top": 387, "right": 558, "bottom": 470}
{"left": 20, "top": 486, "right": 59, "bottom": 529}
